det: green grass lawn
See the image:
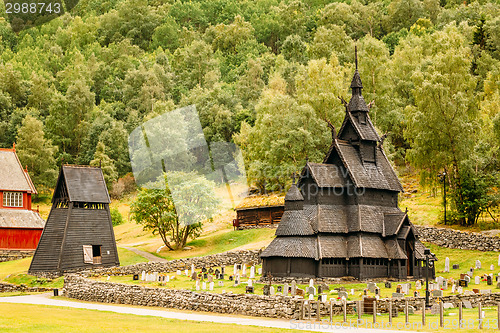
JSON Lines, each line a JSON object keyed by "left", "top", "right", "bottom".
{"left": 117, "top": 247, "right": 148, "bottom": 266}
{"left": 0, "top": 303, "right": 299, "bottom": 333}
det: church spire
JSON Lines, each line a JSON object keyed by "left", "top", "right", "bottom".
{"left": 348, "top": 46, "right": 368, "bottom": 112}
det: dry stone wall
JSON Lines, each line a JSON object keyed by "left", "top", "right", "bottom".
{"left": 416, "top": 226, "right": 500, "bottom": 252}
{"left": 0, "top": 282, "right": 52, "bottom": 293}
{"left": 0, "top": 250, "right": 35, "bottom": 262}
{"left": 64, "top": 275, "right": 302, "bottom": 318}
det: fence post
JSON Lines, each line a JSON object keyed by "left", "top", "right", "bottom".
{"left": 329, "top": 300, "right": 333, "bottom": 323}
{"left": 389, "top": 299, "right": 393, "bottom": 324}
{"left": 422, "top": 300, "right": 426, "bottom": 326}
{"left": 343, "top": 299, "right": 347, "bottom": 323}
{"left": 405, "top": 298, "right": 409, "bottom": 324}
{"left": 300, "top": 300, "right": 305, "bottom": 320}
{"left": 479, "top": 302, "right": 482, "bottom": 329}
{"left": 373, "top": 300, "right": 377, "bottom": 324}
{"left": 317, "top": 300, "right": 321, "bottom": 321}
{"left": 459, "top": 301, "right": 463, "bottom": 327}
{"left": 358, "top": 300, "right": 362, "bottom": 324}
{"left": 439, "top": 301, "right": 444, "bottom": 328}
{"left": 497, "top": 302, "right": 500, "bottom": 330}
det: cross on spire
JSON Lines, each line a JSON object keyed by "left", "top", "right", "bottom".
{"left": 355, "top": 45, "right": 358, "bottom": 70}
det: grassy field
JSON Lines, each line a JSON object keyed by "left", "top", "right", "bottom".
{"left": 0, "top": 303, "right": 298, "bottom": 333}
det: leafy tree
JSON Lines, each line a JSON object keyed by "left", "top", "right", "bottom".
{"left": 234, "top": 74, "right": 330, "bottom": 192}
{"left": 131, "top": 172, "right": 220, "bottom": 250}
{"left": 281, "top": 34, "right": 308, "bottom": 64}
{"left": 90, "top": 141, "right": 118, "bottom": 188}
{"left": 110, "top": 207, "right": 124, "bottom": 226}
{"left": 15, "top": 115, "right": 58, "bottom": 188}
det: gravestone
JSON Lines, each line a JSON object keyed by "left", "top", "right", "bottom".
{"left": 218, "top": 281, "right": 224, "bottom": 287}
{"left": 415, "top": 280, "right": 421, "bottom": 290}
{"left": 236, "top": 264, "right": 241, "bottom": 270}
{"left": 165, "top": 276, "right": 170, "bottom": 282}
{"left": 184, "top": 269, "right": 188, "bottom": 276}
{"left": 374, "top": 287, "right": 380, "bottom": 296}
{"left": 451, "top": 284, "right": 456, "bottom": 293}
{"left": 291, "top": 281, "right": 297, "bottom": 296}
{"left": 196, "top": 280, "right": 200, "bottom": 291}
{"left": 277, "top": 286, "right": 282, "bottom": 293}
{"left": 309, "top": 279, "right": 314, "bottom": 287}
{"left": 385, "top": 282, "right": 392, "bottom": 288}
{"left": 318, "top": 283, "right": 329, "bottom": 294}
{"left": 309, "top": 294, "right": 314, "bottom": 300}
{"left": 476, "top": 260, "right": 481, "bottom": 269}
{"left": 491, "top": 264, "right": 495, "bottom": 271}
{"left": 321, "top": 294, "right": 327, "bottom": 302}
{"left": 452, "top": 264, "right": 459, "bottom": 270}
{"left": 307, "top": 286, "right": 317, "bottom": 295}
{"left": 392, "top": 293, "right": 404, "bottom": 299}
{"left": 141, "top": 271, "right": 145, "bottom": 281}
{"left": 242, "top": 265, "right": 246, "bottom": 277}
{"left": 176, "top": 270, "right": 182, "bottom": 275}
{"left": 249, "top": 266, "right": 255, "bottom": 279}
{"left": 257, "top": 267, "right": 262, "bottom": 275}
{"left": 229, "top": 275, "right": 233, "bottom": 281}
{"left": 463, "top": 300, "right": 473, "bottom": 309}
{"left": 202, "top": 267, "right": 207, "bottom": 273}
{"left": 444, "top": 257, "right": 450, "bottom": 273}
{"left": 472, "top": 289, "right": 480, "bottom": 294}
{"left": 208, "top": 267, "right": 214, "bottom": 274}
{"left": 209, "top": 282, "right": 214, "bottom": 291}
{"left": 459, "top": 279, "right": 468, "bottom": 287}
{"left": 408, "top": 306, "right": 415, "bottom": 315}
{"left": 191, "top": 272, "right": 197, "bottom": 280}
{"left": 464, "top": 276, "right": 471, "bottom": 284}
{"left": 202, "top": 282, "right": 206, "bottom": 290}
{"left": 296, "top": 288, "right": 305, "bottom": 297}
{"left": 203, "top": 273, "right": 208, "bottom": 280}
{"left": 215, "top": 269, "right": 220, "bottom": 277}
{"left": 221, "top": 267, "right": 225, "bottom": 276}
{"left": 270, "top": 286, "right": 275, "bottom": 296}
{"left": 413, "top": 291, "right": 419, "bottom": 297}
{"left": 367, "top": 282, "right": 377, "bottom": 293}
{"left": 498, "top": 254, "right": 500, "bottom": 267}
{"left": 480, "top": 289, "right": 492, "bottom": 295}
{"left": 246, "top": 286, "right": 254, "bottom": 293}
{"left": 338, "top": 291, "right": 348, "bottom": 299}
{"left": 457, "top": 286, "right": 463, "bottom": 294}
{"left": 442, "top": 280, "right": 448, "bottom": 290}
{"left": 487, "top": 275, "right": 493, "bottom": 285}
{"left": 432, "top": 290, "right": 443, "bottom": 297}
{"left": 233, "top": 264, "right": 237, "bottom": 275}
{"left": 460, "top": 273, "right": 466, "bottom": 280}
{"left": 284, "top": 283, "right": 289, "bottom": 295}
{"left": 263, "top": 285, "right": 270, "bottom": 296}
{"left": 208, "top": 275, "right": 213, "bottom": 283}
{"left": 248, "top": 280, "right": 253, "bottom": 287}
{"left": 133, "top": 274, "right": 139, "bottom": 281}
{"left": 431, "top": 304, "right": 440, "bottom": 315}
{"left": 475, "top": 276, "right": 480, "bottom": 284}
{"left": 191, "top": 264, "right": 195, "bottom": 275}
{"left": 396, "top": 285, "right": 401, "bottom": 293}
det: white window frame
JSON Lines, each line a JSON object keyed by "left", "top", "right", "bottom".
{"left": 3, "top": 191, "right": 23, "bottom": 207}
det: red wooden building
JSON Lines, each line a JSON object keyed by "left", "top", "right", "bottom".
{"left": 0, "top": 146, "right": 45, "bottom": 250}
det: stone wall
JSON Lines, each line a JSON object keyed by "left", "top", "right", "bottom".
{"left": 0, "top": 282, "right": 53, "bottom": 293}
{"left": 0, "top": 250, "right": 34, "bottom": 263}
{"left": 64, "top": 275, "right": 302, "bottom": 318}
{"left": 80, "top": 250, "right": 261, "bottom": 277}
{"left": 416, "top": 226, "right": 500, "bottom": 252}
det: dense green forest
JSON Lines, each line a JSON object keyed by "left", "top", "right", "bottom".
{"left": 0, "top": 0, "right": 498, "bottom": 225}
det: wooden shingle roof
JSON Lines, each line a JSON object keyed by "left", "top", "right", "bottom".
{"left": 0, "top": 148, "right": 37, "bottom": 193}
{"left": 0, "top": 209, "right": 45, "bottom": 228}
{"left": 260, "top": 236, "right": 318, "bottom": 259}
{"left": 275, "top": 210, "right": 314, "bottom": 236}
{"left": 54, "top": 165, "right": 110, "bottom": 203}
{"left": 305, "top": 162, "right": 347, "bottom": 188}
{"left": 335, "top": 141, "right": 403, "bottom": 192}
{"left": 284, "top": 184, "right": 304, "bottom": 201}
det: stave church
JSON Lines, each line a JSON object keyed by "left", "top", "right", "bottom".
{"left": 260, "top": 52, "right": 436, "bottom": 280}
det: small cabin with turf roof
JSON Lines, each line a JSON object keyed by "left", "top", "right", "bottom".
{"left": 0, "top": 145, "right": 45, "bottom": 250}
{"left": 29, "top": 165, "right": 119, "bottom": 276}
{"left": 234, "top": 194, "right": 284, "bottom": 229}
{"left": 260, "top": 51, "right": 436, "bottom": 280}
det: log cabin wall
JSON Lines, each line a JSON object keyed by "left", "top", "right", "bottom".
{"left": 236, "top": 206, "right": 284, "bottom": 227}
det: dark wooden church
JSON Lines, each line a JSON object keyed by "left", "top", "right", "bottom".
{"left": 261, "top": 58, "right": 436, "bottom": 280}
{"left": 29, "top": 165, "right": 119, "bottom": 275}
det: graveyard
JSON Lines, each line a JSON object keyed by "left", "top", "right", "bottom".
{"left": 86, "top": 243, "right": 500, "bottom": 302}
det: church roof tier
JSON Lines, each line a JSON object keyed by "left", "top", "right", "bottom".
{"left": 348, "top": 94, "right": 369, "bottom": 112}
{"left": 0, "top": 148, "right": 37, "bottom": 193}
{"left": 284, "top": 184, "right": 304, "bottom": 201}
{"left": 303, "top": 162, "right": 347, "bottom": 188}
{"left": 260, "top": 236, "right": 318, "bottom": 259}
{"left": 276, "top": 210, "right": 314, "bottom": 236}
{"left": 334, "top": 141, "right": 403, "bottom": 192}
